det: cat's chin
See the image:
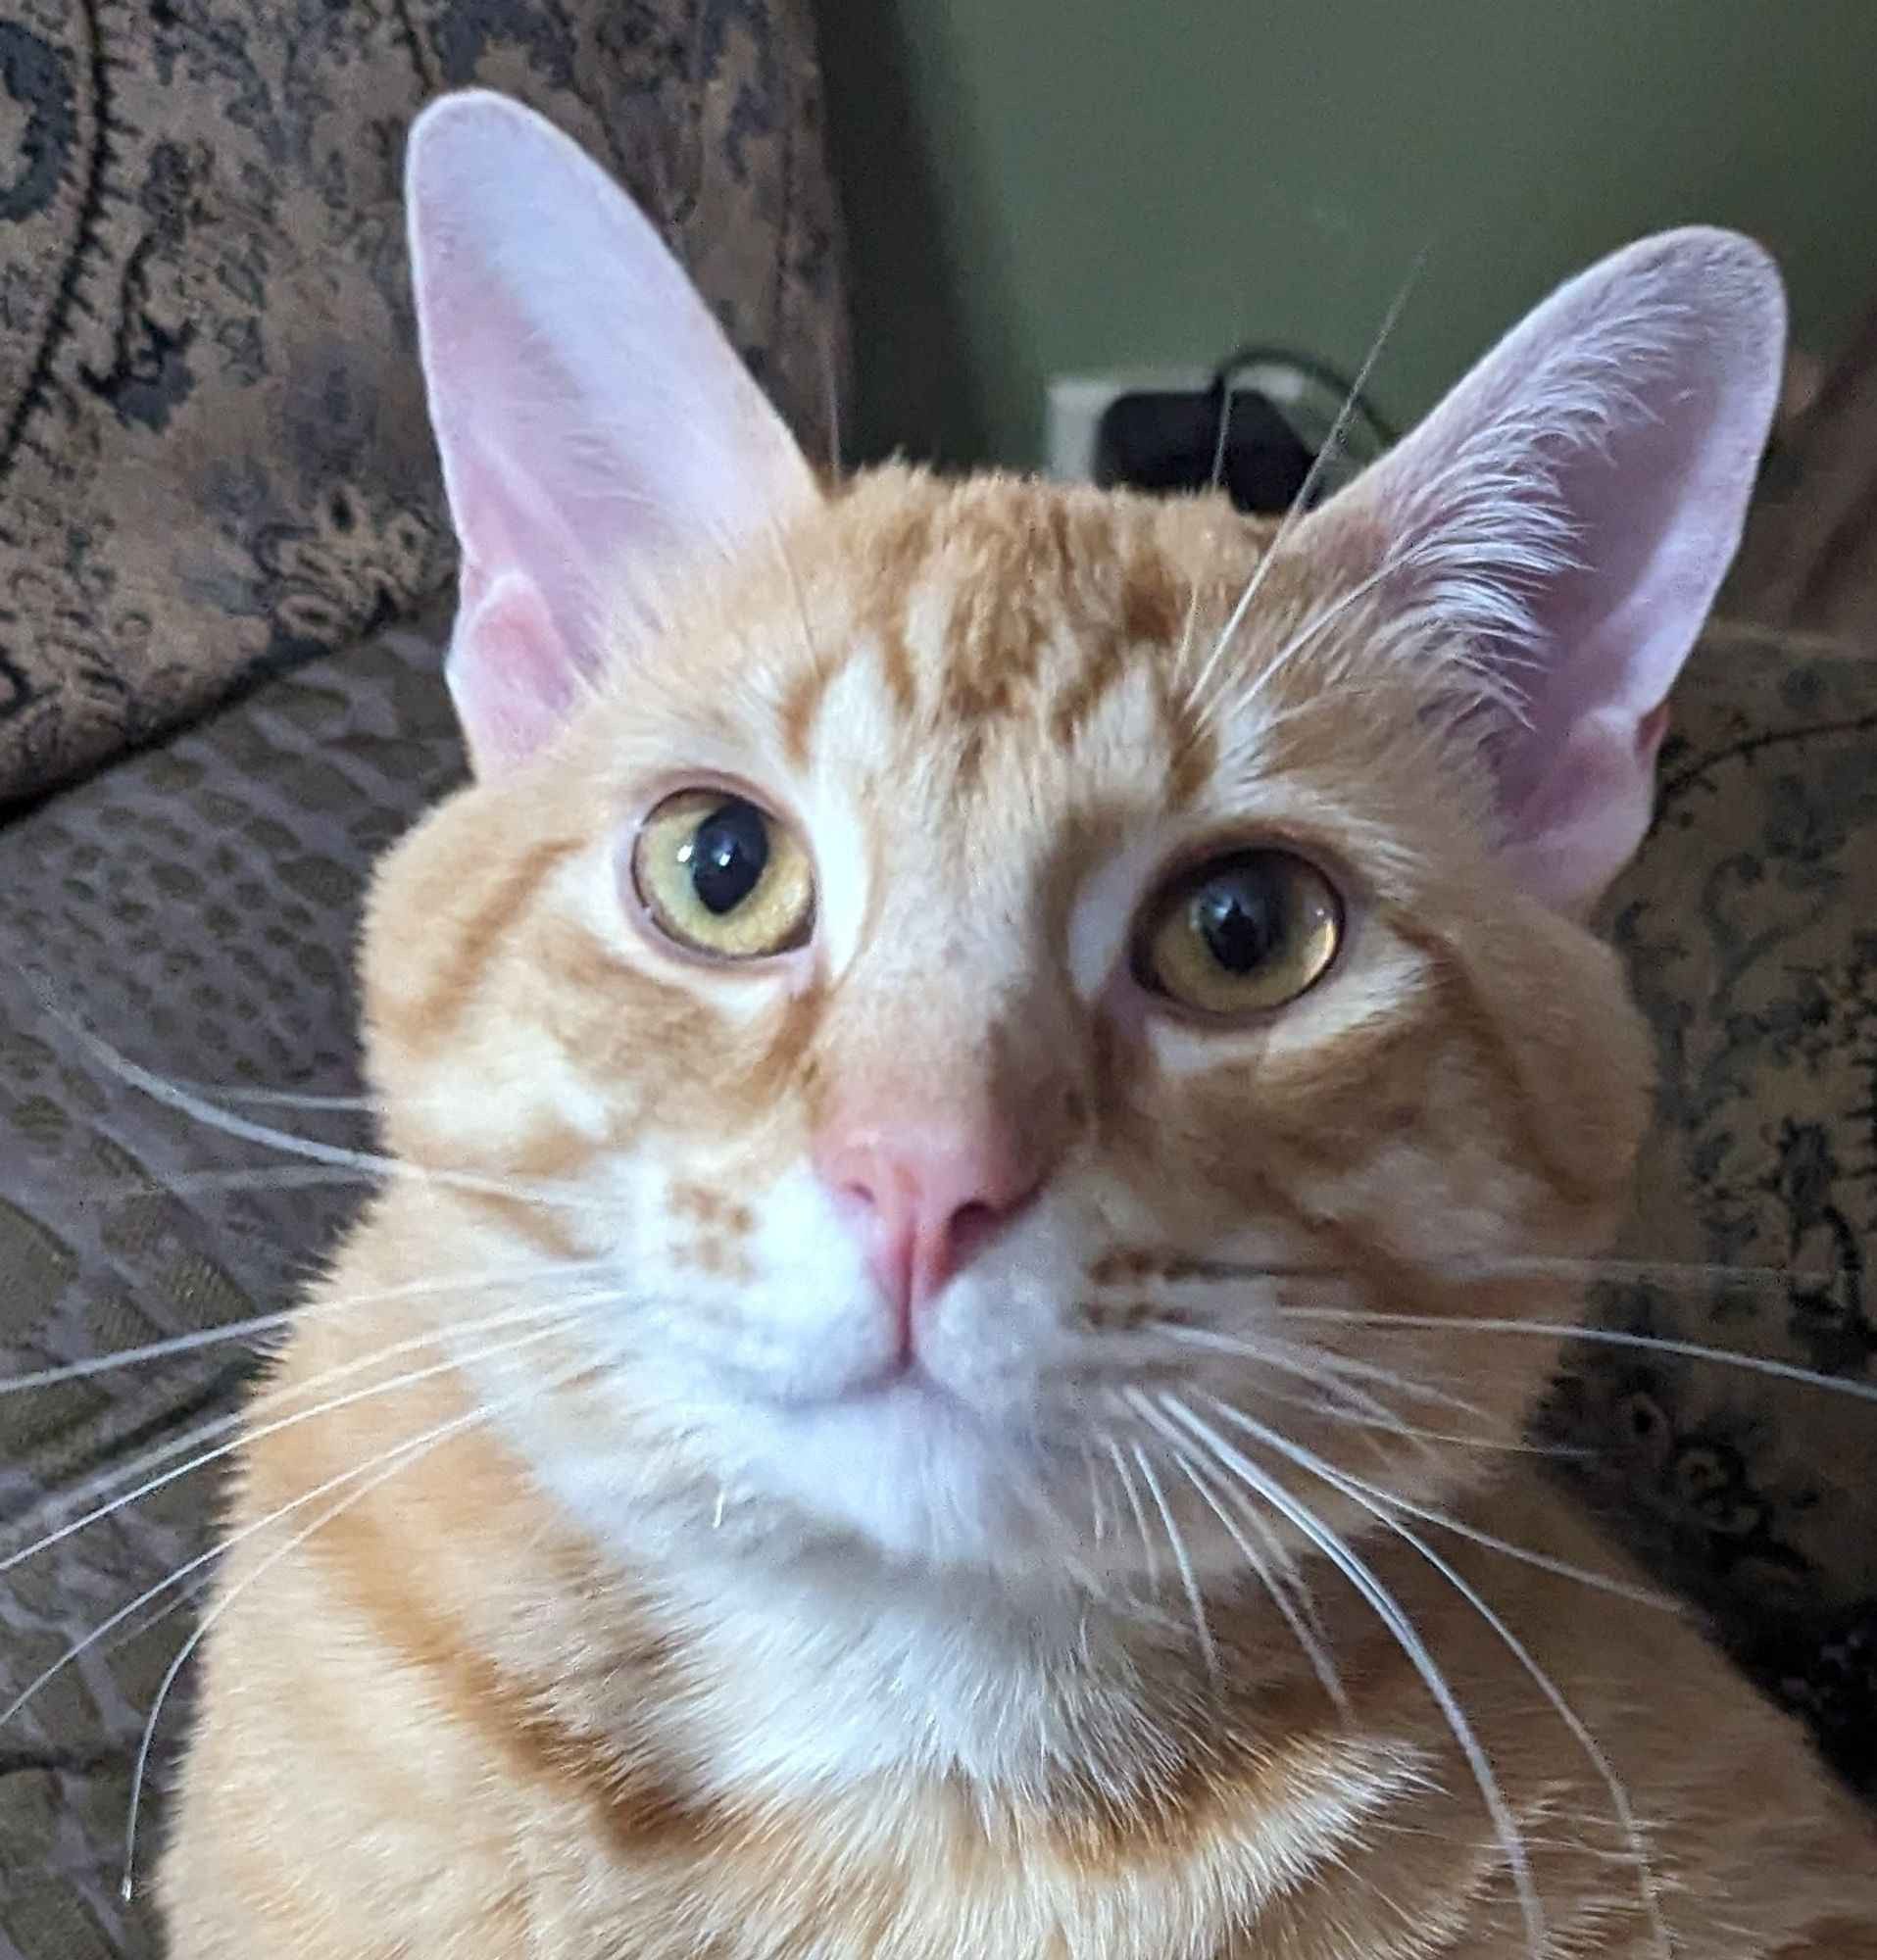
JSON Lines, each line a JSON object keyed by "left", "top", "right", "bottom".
{"left": 737, "top": 1366, "right": 1065, "bottom": 1573}
{"left": 806, "top": 1356, "right": 978, "bottom": 1423}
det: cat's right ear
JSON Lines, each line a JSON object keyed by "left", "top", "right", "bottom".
{"left": 406, "top": 92, "right": 819, "bottom": 773}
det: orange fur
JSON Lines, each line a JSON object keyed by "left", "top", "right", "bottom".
{"left": 162, "top": 469, "right": 1877, "bottom": 1958}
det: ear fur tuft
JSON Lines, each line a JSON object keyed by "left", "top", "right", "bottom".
{"left": 1304, "top": 228, "right": 1786, "bottom": 909}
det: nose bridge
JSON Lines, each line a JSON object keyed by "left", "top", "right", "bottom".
{"left": 804, "top": 831, "right": 1096, "bottom": 1346}
{"left": 810, "top": 939, "right": 1083, "bottom": 1345}
{"left": 817, "top": 913, "right": 1072, "bottom": 1137}
{"left": 819, "top": 892, "right": 1096, "bottom": 1241}
{"left": 811, "top": 782, "right": 1094, "bottom": 1136}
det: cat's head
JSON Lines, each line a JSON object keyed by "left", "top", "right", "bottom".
{"left": 367, "top": 92, "right": 1783, "bottom": 1594}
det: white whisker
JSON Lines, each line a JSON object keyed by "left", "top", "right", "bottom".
{"left": 0, "top": 1256, "right": 613, "bottom": 1398}
{"left": 1124, "top": 1389, "right": 1347, "bottom": 1710}
{"left": 1209, "top": 369, "right": 1236, "bottom": 493}
{"left": 1210, "top": 1398, "right": 1668, "bottom": 1960}
{"left": 1104, "top": 1433, "right": 1161, "bottom": 1593}
{"left": 822, "top": 329, "right": 845, "bottom": 481}
{"left": 73, "top": 1166, "right": 384, "bottom": 1202}
{"left": 0, "top": 1316, "right": 584, "bottom": 1731}
{"left": 1188, "top": 1250, "right": 1856, "bottom": 1295}
{"left": 118, "top": 1333, "right": 626, "bottom": 1902}
{"left": 1127, "top": 1434, "right": 1217, "bottom": 1684}
{"left": 1161, "top": 1393, "right": 1546, "bottom": 1960}
{"left": 1150, "top": 1326, "right": 1582, "bottom": 1459}
{"left": 1258, "top": 1382, "right": 1580, "bottom": 1459}
{"left": 1009, "top": 1456, "right": 1108, "bottom": 1597}
{"left": 1241, "top": 555, "right": 1406, "bottom": 701}
{"left": 1188, "top": 257, "right": 1424, "bottom": 713}
{"left": 770, "top": 518, "right": 827, "bottom": 686}
{"left": 1080, "top": 1442, "right": 1111, "bottom": 1547}
{"left": 1155, "top": 1323, "right": 1494, "bottom": 1423}
{"left": 2, "top": 1291, "right": 621, "bottom": 1573}
{"left": 139, "top": 1078, "right": 384, "bottom": 1113}
{"left": 1328, "top": 1469, "right": 1678, "bottom": 1612}
{"left": 32, "top": 999, "right": 605, "bottom": 1215}
{"left": 1268, "top": 1308, "right": 1877, "bottom": 1405}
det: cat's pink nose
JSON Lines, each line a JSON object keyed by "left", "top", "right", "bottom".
{"left": 815, "top": 1117, "right": 1044, "bottom": 1352}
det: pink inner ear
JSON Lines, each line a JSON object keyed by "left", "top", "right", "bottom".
{"left": 1500, "top": 700, "right": 1674, "bottom": 916}
{"left": 405, "top": 90, "right": 819, "bottom": 777}
{"left": 446, "top": 574, "right": 579, "bottom": 775}
{"left": 1636, "top": 701, "right": 1671, "bottom": 758}
{"left": 1304, "top": 227, "right": 1785, "bottom": 911}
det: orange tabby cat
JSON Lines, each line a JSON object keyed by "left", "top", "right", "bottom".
{"left": 161, "top": 92, "right": 1877, "bottom": 1958}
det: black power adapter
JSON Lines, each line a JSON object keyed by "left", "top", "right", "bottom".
{"left": 1091, "top": 349, "right": 1394, "bottom": 517}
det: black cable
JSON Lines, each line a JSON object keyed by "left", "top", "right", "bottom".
{"left": 1206, "top": 343, "right": 1397, "bottom": 452}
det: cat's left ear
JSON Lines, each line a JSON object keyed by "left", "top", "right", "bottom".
{"left": 1303, "top": 228, "right": 1785, "bottom": 911}
{"left": 406, "top": 91, "right": 820, "bottom": 773}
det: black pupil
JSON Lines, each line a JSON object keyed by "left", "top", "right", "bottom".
{"left": 1192, "top": 859, "right": 1286, "bottom": 972}
{"left": 688, "top": 800, "right": 769, "bottom": 915}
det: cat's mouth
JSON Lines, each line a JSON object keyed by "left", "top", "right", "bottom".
{"left": 806, "top": 1354, "right": 983, "bottom": 1427}
{"left": 751, "top": 1342, "right": 1030, "bottom": 1478}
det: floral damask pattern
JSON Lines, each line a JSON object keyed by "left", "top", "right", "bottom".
{"left": 0, "top": 0, "right": 844, "bottom": 806}
{"left": 1549, "top": 632, "right": 1877, "bottom": 1797}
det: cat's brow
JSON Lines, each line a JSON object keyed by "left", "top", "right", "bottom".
{"left": 781, "top": 476, "right": 1236, "bottom": 814}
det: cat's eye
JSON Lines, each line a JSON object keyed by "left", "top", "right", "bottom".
{"left": 631, "top": 790, "right": 815, "bottom": 959}
{"left": 1135, "top": 849, "right": 1342, "bottom": 1017}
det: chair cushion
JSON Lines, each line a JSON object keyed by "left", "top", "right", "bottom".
{"left": 0, "top": 612, "right": 462, "bottom": 1957}
{"left": 1553, "top": 628, "right": 1877, "bottom": 1799}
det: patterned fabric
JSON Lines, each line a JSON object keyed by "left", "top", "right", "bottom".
{"left": 1551, "top": 632, "right": 1877, "bottom": 1800}
{"left": 1543, "top": 337, "right": 1877, "bottom": 1799}
{"left": 0, "top": 612, "right": 463, "bottom": 1958}
{"left": 0, "top": 0, "right": 844, "bottom": 808}
{"left": 1731, "top": 307, "right": 1877, "bottom": 641}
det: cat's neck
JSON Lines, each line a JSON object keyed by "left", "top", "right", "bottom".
{"left": 601, "top": 1521, "right": 1343, "bottom": 1818}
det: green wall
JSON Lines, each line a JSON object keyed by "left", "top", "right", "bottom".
{"left": 815, "top": 1, "right": 1877, "bottom": 469}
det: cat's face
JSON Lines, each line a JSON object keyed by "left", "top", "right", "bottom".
{"left": 363, "top": 466, "right": 1644, "bottom": 1581}
{"left": 382, "top": 95, "right": 1782, "bottom": 1591}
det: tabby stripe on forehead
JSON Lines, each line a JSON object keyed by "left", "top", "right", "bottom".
{"left": 877, "top": 619, "right": 918, "bottom": 722}
{"left": 778, "top": 622, "right": 918, "bottom": 766}
{"left": 1048, "top": 631, "right": 1127, "bottom": 751}
{"left": 778, "top": 657, "right": 835, "bottom": 767}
